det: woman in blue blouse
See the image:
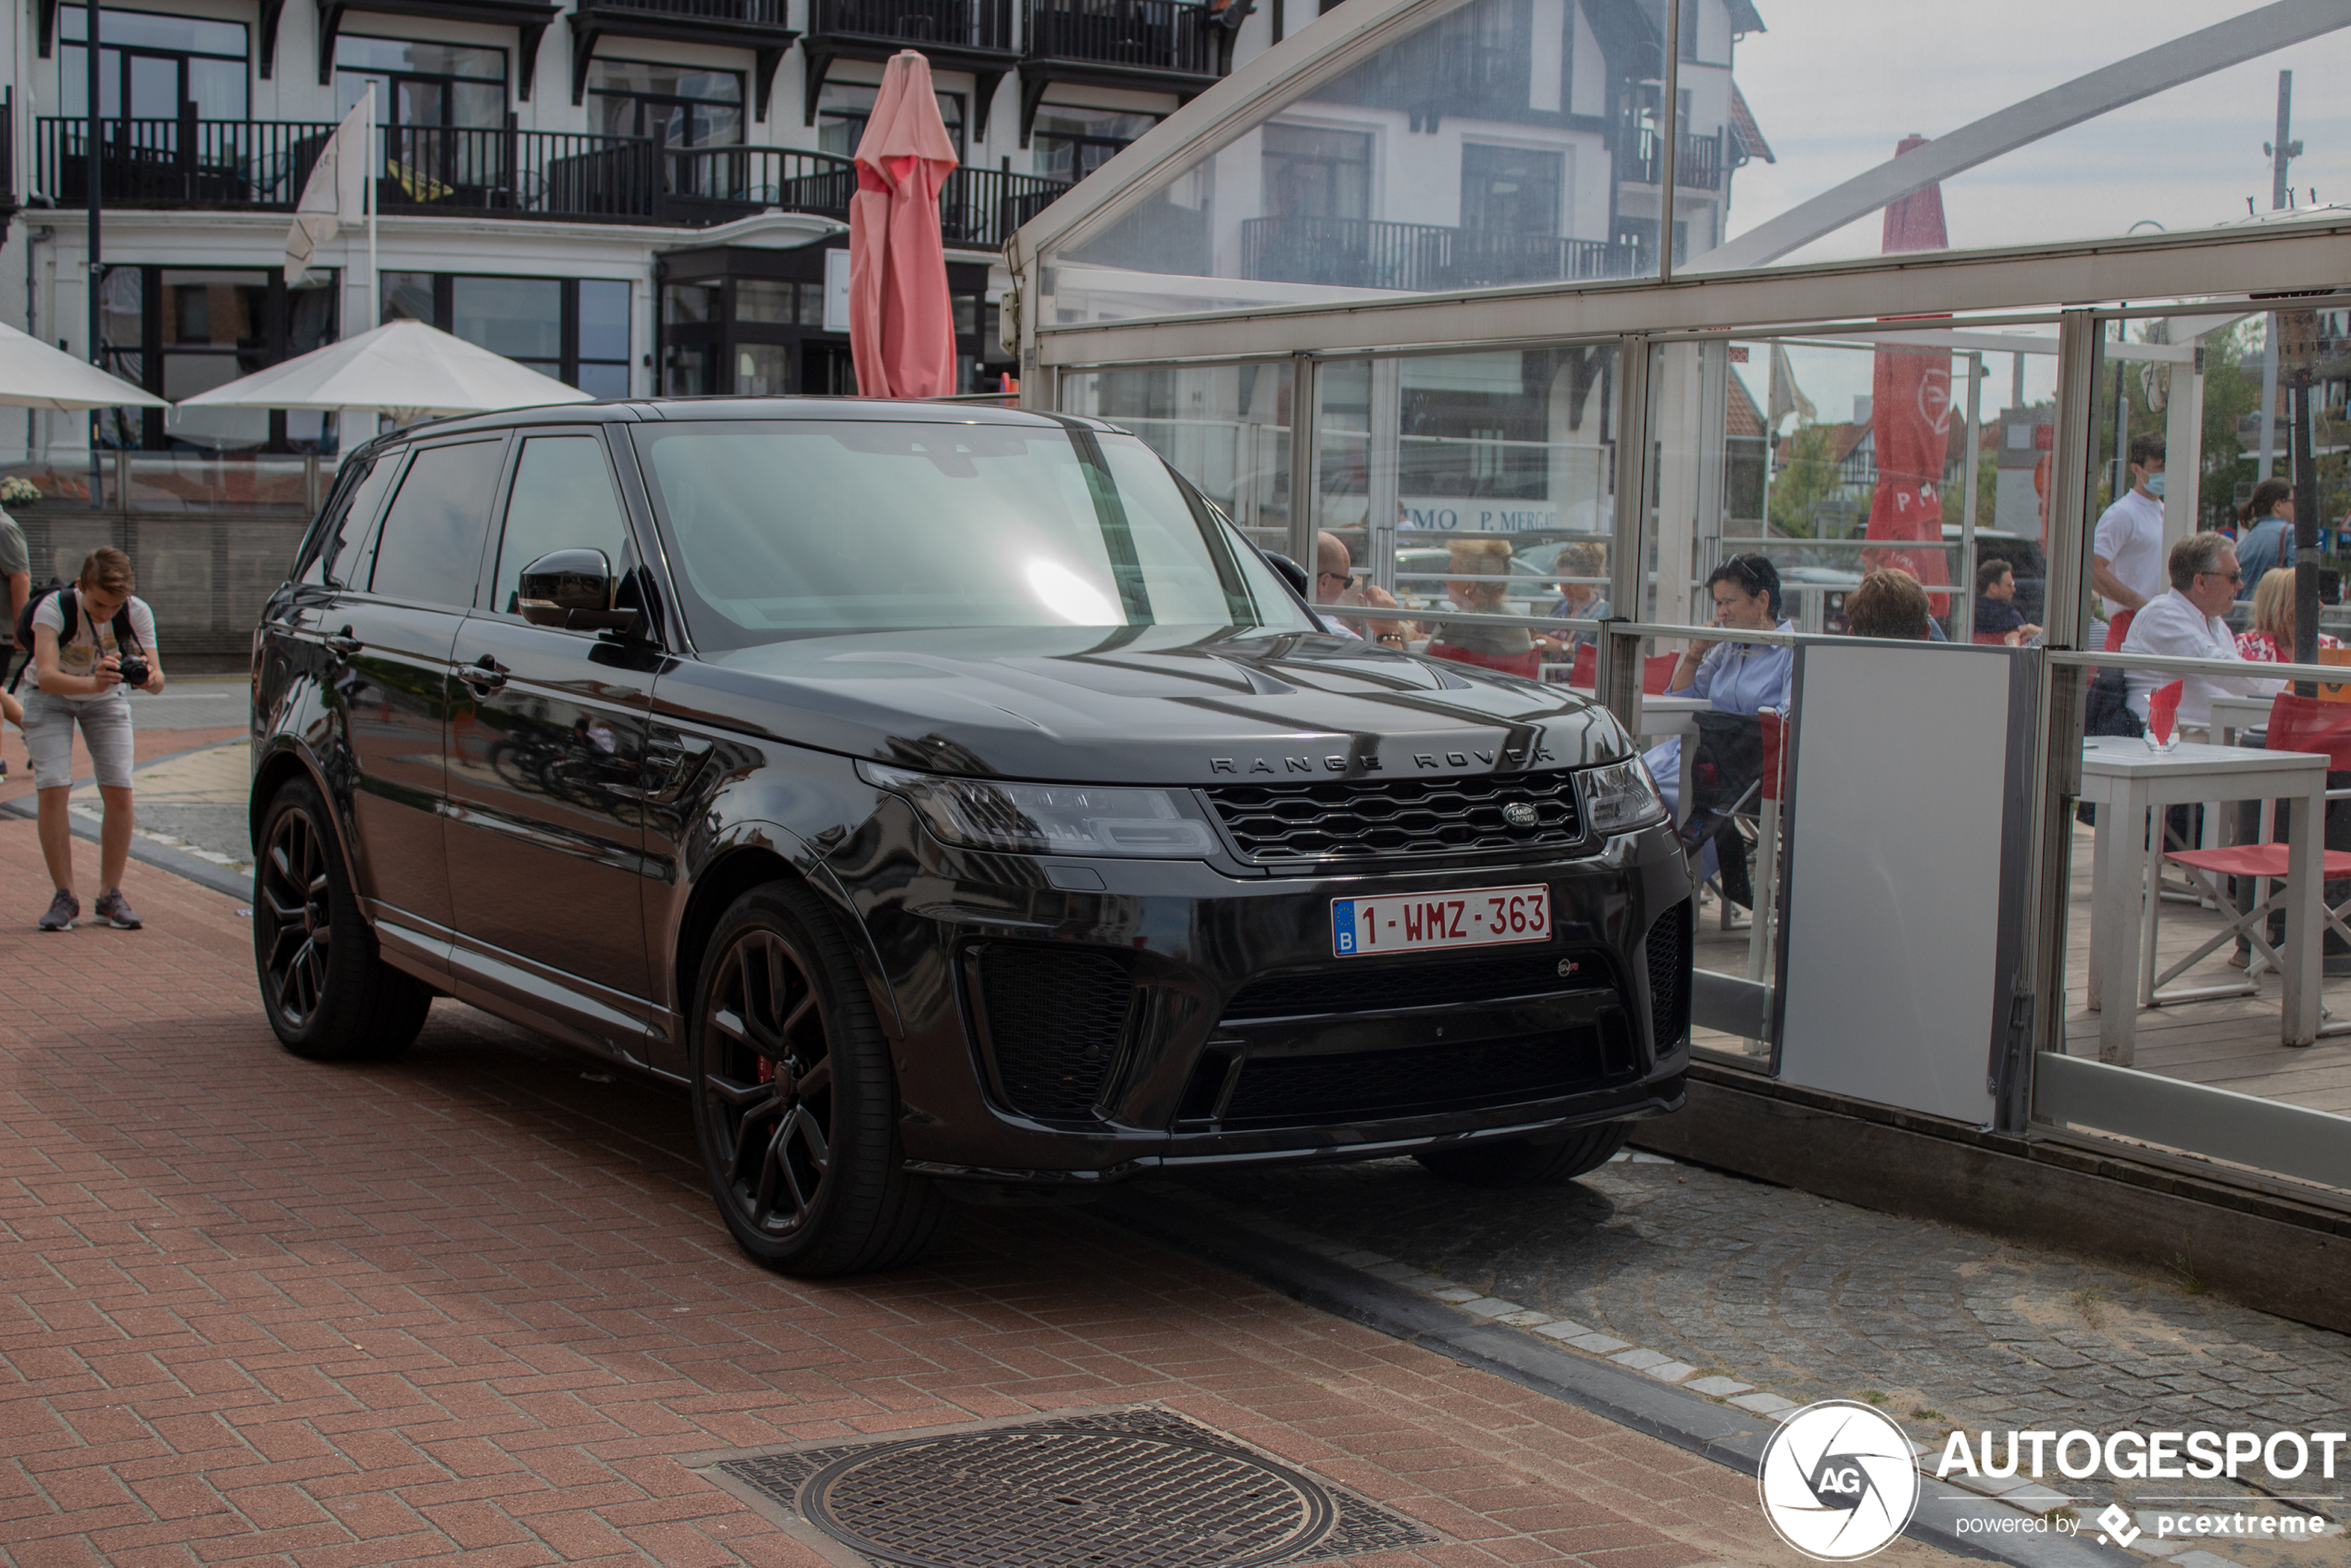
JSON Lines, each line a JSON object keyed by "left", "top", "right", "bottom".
{"left": 1645, "top": 554, "right": 1794, "bottom": 821}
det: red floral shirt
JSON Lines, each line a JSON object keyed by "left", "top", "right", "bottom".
{"left": 2235, "top": 628, "right": 2342, "bottom": 662}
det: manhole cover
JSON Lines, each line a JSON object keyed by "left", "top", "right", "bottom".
{"left": 712, "top": 1407, "right": 1438, "bottom": 1568}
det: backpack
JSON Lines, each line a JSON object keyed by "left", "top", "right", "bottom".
{"left": 6, "top": 581, "right": 140, "bottom": 694}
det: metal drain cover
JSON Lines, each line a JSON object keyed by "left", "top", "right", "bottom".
{"left": 712, "top": 1407, "right": 1437, "bottom": 1568}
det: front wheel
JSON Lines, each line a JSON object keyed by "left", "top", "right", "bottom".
{"left": 253, "top": 775, "right": 432, "bottom": 1061}
{"left": 689, "top": 880, "right": 947, "bottom": 1276}
{"left": 1414, "top": 1121, "right": 1634, "bottom": 1188}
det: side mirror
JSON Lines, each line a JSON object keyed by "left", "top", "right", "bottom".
{"left": 1262, "top": 551, "right": 1310, "bottom": 600}
{"left": 517, "top": 549, "right": 640, "bottom": 632}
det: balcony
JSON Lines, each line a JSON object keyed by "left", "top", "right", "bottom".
{"left": 805, "top": 0, "right": 1017, "bottom": 136}
{"left": 1615, "top": 125, "right": 1725, "bottom": 192}
{"left": 570, "top": 0, "right": 797, "bottom": 121}
{"left": 1019, "top": 0, "right": 1235, "bottom": 145}
{"left": 1240, "top": 216, "right": 1636, "bottom": 293}
{"left": 665, "top": 143, "right": 1069, "bottom": 251}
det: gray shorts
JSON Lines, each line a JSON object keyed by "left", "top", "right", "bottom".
{"left": 21, "top": 688, "right": 134, "bottom": 790}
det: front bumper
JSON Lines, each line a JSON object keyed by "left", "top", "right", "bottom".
{"left": 830, "top": 801, "right": 1694, "bottom": 1181}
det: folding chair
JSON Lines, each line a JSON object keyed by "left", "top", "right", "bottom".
{"left": 1682, "top": 710, "right": 1767, "bottom": 925}
{"left": 2153, "top": 693, "right": 2351, "bottom": 1007}
{"left": 1645, "top": 653, "right": 1681, "bottom": 694}
{"left": 1746, "top": 708, "right": 1788, "bottom": 983}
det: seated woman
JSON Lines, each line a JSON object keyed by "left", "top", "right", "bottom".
{"left": 1424, "top": 539, "right": 1538, "bottom": 678}
{"left": 1645, "top": 553, "right": 1793, "bottom": 823}
{"left": 2234, "top": 566, "right": 2341, "bottom": 664}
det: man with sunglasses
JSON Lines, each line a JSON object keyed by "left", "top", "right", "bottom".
{"left": 1312, "top": 531, "right": 1410, "bottom": 646}
{"left": 2117, "top": 531, "right": 2279, "bottom": 728}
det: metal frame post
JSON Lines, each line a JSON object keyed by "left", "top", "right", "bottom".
{"left": 2016, "top": 309, "right": 2101, "bottom": 1119}
{"left": 1286, "top": 351, "right": 1319, "bottom": 568}
{"left": 1601, "top": 335, "right": 1652, "bottom": 734}
{"left": 1958, "top": 351, "right": 1983, "bottom": 639}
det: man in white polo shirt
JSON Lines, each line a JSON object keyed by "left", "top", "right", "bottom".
{"left": 2118, "top": 530, "right": 2280, "bottom": 728}
{"left": 2091, "top": 433, "right": 2167, "bottom": 650}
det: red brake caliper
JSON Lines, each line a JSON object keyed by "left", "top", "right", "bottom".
{"left": 756, "top": 1057, "right": 776, "bottom": 1085}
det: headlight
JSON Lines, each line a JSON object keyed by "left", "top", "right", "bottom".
{"left": 1577, "top": 757, "right": 1666, "bottom": 836}
{"left": 858, "top": 761, "right": 1220, "bottom": 859}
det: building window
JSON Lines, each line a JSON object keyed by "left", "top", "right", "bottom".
{"left": 1461, "top": 143, "right": 1560, "bottom": 236}
{"left": 588, "top": 60, "right": 743, "bottom": 147}
{"left": 335, "top": 37, "right": 506, "bottom": 129}
{"left": 1263, "top": 124, "right": 1372, "bottom": 221}
{"left": 1031, "top": 106, "right": 1158, "bottom": 182}
{"left": 385, "top": 273, "right": 631, "bottom": 399}
{"left": 60, "top": 6, "right": 248, "bottom": 120}
{"left": 816, "top": 81, "right": 964, "bottom": 161}
{"left": 97, "top": 266, "right": 338, "bottom": 452}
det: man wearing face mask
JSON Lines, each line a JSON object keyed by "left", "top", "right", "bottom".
{"left": 2090, "top": 433, "right": 2166, "bottom": 651}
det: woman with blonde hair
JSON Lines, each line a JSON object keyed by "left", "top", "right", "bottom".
{"left": 1425, "top": 538, "right": 1537, "bottom": 678}
{"left": 2234, "top": 566, "right": 2340, "bottom": 663}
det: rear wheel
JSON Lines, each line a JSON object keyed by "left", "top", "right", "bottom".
{"left": 254, "top": 775, "right": 432, "bottom": 1061}
{"left": 1414, "top": 1121, "right": 1634, "bottom": 1188}
{"left": 689, "top": 880, "right": 946, "bottom": 1276}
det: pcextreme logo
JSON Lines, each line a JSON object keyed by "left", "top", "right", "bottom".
{"left": 1758, "top": 1400, "right": 1922, "bottom": 1562}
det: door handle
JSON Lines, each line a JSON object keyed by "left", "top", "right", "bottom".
{"left": 466, "top": 655, "right": 508, "bottom": 692}
{"left": 323, "top": 627, "right": 362, "bottom": 657}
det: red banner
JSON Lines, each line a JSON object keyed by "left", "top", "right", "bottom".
{"left": 1861, "top": 137, "right": 1953, "bottom": 594}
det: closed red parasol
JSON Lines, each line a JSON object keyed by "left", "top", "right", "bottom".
{"left": 1861, "top": 136, "right": 1954, "bottom": 604}
{"left": 849, "top": 51, "right": 960, "bottom": 400}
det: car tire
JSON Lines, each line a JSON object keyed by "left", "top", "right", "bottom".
{"left": 254, "top": 775, "right": 433, "bottom": 1062}
{"left": 689, "top": 879, "right": 947, "bottom": 1277}
{"left": 1413, "top": 1121, "right": 1635, "bottom": 1188}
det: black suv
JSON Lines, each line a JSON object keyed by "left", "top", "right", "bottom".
{"left": 250, "top": 400, "right": 1692, "bottom": 1276}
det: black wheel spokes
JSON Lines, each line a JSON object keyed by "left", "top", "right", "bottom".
{"left": 702, "top": 927, "right": 835, "bottom": 1238}
{"left": 261, "top": 811, "right": 333, "bottom": 1028}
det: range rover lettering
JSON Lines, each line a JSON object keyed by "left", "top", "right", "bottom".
{"left": 250, "top": 401, "right": 1693, "bottom": 1276}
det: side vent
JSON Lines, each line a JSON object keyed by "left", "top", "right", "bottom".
{"left": 974, "top": 946, "right": 1135, "bottom": 1121}
{"left": 1645, "top": 900, "right": 1692, "bottom": 1050}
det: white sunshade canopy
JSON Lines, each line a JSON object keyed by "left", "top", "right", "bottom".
{"left": 175, "top": 318, "right": 594, "bottom": 421}
{"left": 0, "top": 319, "right": 169, "bottom": 410}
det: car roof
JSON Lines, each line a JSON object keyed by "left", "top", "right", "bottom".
{"left": 379, "top": 397, "right": 1113, "bottom": 444}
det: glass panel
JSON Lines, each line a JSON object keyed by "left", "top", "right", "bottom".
{"left": 738, "top": 280, "right": 795, "bottom": 324}
{"left": 382, "top": 271, "right": 435, "bottom": 326}
{"left": 1032, "top": 106, "right": 1161, "bottom": 182}
{"left": 578, "top": 280, "right": 630, "bottom": 361}
{"left": 664, "top": 283, "right": 720, "bottom": 325}
{"left": 575, "top": 362, "right": 630, "bottom": 401}
{"left": 492, "top": 436, "right": 632, "bottom": 616}
{"left": 60, "top": 6, "right": 246, "bottom": 57}
{"left": 632, "top": 422, "right": 1312, "bottom": 649}
{"left": 663, "top": 344, "right": 713, "bottom": 396}
{"left": 369, "top": 439, "right": 508, "bottom": 606}
{"left": 1044, "top": 0, "right": 1666, "bottom": 322}
{"left": 160, "top": 270, "right": 267, "bottom": 349}
{"left": 187, "top": 56, "right": 245, "bottom": 120}
{"left": 734, "top": 343, "right": 790, "bottom": 395}
{"left": 1059, "top": 362, "right": 1294, "bottom": 554}
{"left": 816, "top": 82, "right": 966, "bottom": 161}
{"left": 333, "top": 36, "right": 506, "bottom": 81}
{"left": 452, "top": 276, "right": 561, "bottom": 362}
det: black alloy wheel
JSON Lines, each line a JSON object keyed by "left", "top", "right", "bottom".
{"left": 690, "top": 882, "right": 946, "bottom": 1276}
{"left": 253, "top": 775, "right": 432, "bottom": 1061}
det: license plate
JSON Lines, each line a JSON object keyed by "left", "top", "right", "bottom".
{"left": 1331, "top": 885, "right": 1551, "bottom": 957}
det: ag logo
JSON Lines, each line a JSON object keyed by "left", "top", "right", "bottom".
{"left": 1758, "top": 1400, "right": 1920, "bottom": 1561}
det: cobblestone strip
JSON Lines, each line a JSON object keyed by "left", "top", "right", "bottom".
{"left": 1149, "top": 1157, "right": 2255, "bottom": 1567}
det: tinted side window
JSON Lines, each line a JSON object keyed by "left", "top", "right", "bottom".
{"left": 491, "top": 435, "right": 634, "bottom": 616}
{"left": 300, "top": 455, "right": 399, "bottom": 588}
{"left": 368, "top": 439, "right": 507, "bottom": 607}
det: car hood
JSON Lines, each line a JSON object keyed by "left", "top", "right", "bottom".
{"left": 651, "top": 626, "right": 1630, "bottom": 785}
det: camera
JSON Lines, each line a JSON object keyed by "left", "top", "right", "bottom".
{"left": 117, "top": 654, "right": 150, "bottom": 689}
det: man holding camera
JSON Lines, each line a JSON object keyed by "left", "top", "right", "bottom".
{"left": 22, "top": 546, "right": 164, "bottom": 931}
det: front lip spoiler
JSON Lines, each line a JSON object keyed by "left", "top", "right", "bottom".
{"left": 902, "top": 1078, "right": 1685, "bottom": 1186}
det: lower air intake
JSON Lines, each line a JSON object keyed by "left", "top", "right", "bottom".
{"left": 975, "top": 946, "right": 1134, "bottom": 1121}
{"left": 1646, "top": 900, "right": 1691, "bottom": 1049}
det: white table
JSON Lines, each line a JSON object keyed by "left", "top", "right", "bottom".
{"left": 2208, "top": 693, "right": 2277, "bottom": 749}
{"left": 2079, "top": 737, "right": 2326, "bottom": 1063}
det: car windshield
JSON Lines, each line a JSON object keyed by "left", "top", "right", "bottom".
{"left": 632, "top": 419, "right": 1312, "bottom": 650}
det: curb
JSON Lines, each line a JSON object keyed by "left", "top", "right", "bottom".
{"left": 0, "top": 733, "right": 253, "bottom": 903}
{"left": 1102, "top": 1184, "right": 2143, "bottom": 1568}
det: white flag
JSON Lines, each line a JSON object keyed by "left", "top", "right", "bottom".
{"left": 285, "top": 94, "right": 370, "bottom": 284}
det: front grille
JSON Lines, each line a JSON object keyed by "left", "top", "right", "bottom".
{"left": 1646, "top": 901, "right": 1691, "bottom": 1047}
{"left": 1204, "top": 770, "right": 1583, "bottom": 863}
{"left": 1223, "top": 948, "right": 1601, "bottom": 1019}
{"left": 1203, "top": 1011, "right": 1636, "bottom": 1127}
{"left": 974, "top": 946, "right": 1134, "bottom": 1120}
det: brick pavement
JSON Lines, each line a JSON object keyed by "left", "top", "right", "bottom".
{"left": 0, "top": 821, "right": 1965, "bottom": 1568}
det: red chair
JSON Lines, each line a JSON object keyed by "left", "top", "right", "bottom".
{"left": 2154, "top": 694, "right": 2351, "bottom": 1001}
{"left": 1566, "top": 644, "right": 1598, "bottom": 690}
{"left": 1425, "top": 641, "right": 1541, "bottom": 679}
{"left": 1644, "top": 653, "right": 1681, "bottom": 694}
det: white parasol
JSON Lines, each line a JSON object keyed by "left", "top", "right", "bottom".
{"left": 173, "top": 318, "right": 596, "bottom": 427}
{"left": 0, "top": 319, "right": 169, "bottom": 410}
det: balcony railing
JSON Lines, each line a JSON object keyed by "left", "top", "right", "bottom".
{"left": 589, "top": 0, "right": 788, "bottom": 18}
{"left": 1615, "top": 125, "right": 1725, "bottom": 192}
{"left": 34, "top": 114, "right": 1071, "bottom": 247}
{"left": 37, "top": 115, "right": 664, "bottom": 219}
{"left": 812, "top": 0, "right": 1014, "bottom": 52}
{"left": 665, "top": 144, "right": 1068, "bottom": 250}
{"left": 1240, "top": 216, "right": 1636, "bottom": 293}
{"left": 1026, "top": 0, "right": 1220, "bottom": 75}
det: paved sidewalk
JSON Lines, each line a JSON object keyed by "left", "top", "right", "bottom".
{"left": 0, "top": 822, "right": 1964, "bottom": 1568}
